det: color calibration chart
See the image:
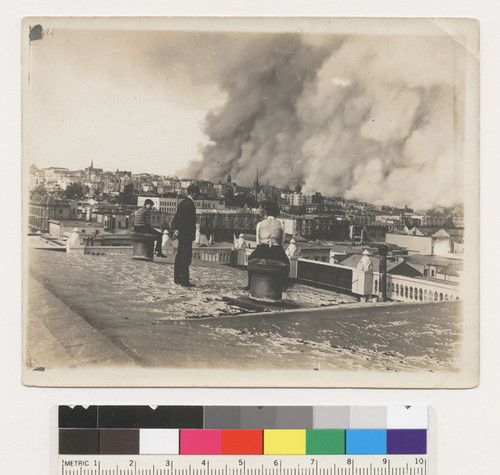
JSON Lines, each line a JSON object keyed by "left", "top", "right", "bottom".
{"left": 56, "top": 406, "right": 433, "bottom": 475}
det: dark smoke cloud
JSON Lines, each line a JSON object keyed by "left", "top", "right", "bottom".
{"left": 181, "top": 34, "right": 343, "bottom": 186}
{"left": 179, "top": 33, "right": 464, "bottom": 210}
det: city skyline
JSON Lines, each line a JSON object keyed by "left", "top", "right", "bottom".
{"left": 24, "top": 19, "right": 468, "bottom": 211}
{"left": 29, "top": 161, "right": 466, "bottom": 218}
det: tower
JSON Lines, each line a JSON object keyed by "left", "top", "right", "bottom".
{"left": 253, "top": 166, "right": 260, "bottom": 200}
{"left": 295, "top": 179, "right": 302, "bottom": 193}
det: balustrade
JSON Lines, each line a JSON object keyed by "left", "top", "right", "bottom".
{"left": 382, "top": 273, "right": 459, "bottom": 302}
{"left": 192, "top": 247, "right": 233, "bottom": 263}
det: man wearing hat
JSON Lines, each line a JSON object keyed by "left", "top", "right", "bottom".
{"left": 172, "top": 183, "right": 200, "bottom": 287}
{"left": 133, "top": 199, "right": 166, "bottom": 258}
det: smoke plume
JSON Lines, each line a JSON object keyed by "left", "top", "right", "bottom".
{"left": 181, "top": 33, "right": 464, "bottom": 210}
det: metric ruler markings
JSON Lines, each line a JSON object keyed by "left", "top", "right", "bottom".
{"left": 60, "top": 468, "right": 425, "bottom": 475}
{"left": 58, "top": 456, "right": 428, "bottom": 475}
{"left": 55, "top": 407, "right": 432, "bottom": 475}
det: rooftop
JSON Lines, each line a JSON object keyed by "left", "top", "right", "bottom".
{"left": 26, "top": 240, "right": 462, "bottom": 375}
{"left": 338, "top": 254, "right": 400, "bottom": 272}
{"left": 48, "top": 220, "right": 104, "bottom": 227}
{"left": 27, "top": 243, "right": 356, "bottom": 322}
{"left": 405, "top": 254, "right": 464, "bottom": 267}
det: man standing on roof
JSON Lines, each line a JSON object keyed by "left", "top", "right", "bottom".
{"left": 133, "top": 199, "right": 167, "bottom": 258}
{"left": 172, "top": 183, "right": 200, "bottom": 287}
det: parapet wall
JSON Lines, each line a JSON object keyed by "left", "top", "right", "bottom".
{"left": 66, "top": 242, "right": 460, "bottom": 302}
{"left": 67, "top": 245, "right": 133, "bottom": 256}
{"left": 293, "top": 257, "right": 460, "bottom": 301}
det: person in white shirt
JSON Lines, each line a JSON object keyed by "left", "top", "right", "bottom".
{"left": 244, "top": 201, "right": 290, "bottom": 290}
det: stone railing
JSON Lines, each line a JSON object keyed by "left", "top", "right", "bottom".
{"left": 289, "top": 257, "right": 460, "bottom": 302}
{"left": 66, "top": 244, "right": 133, "bottom": 256}
{"left": 379, "top": 273, "right": 460, "bottom": 302}
{"left": 192, "top": 246, "right": 233, "bottom": 264}
{"left": 85, "top": 246, "right": 133, "bottom": 256}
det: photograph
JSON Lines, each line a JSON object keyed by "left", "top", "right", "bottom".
{"left": 22, "top": 17, "right": 479, "bottom": 387}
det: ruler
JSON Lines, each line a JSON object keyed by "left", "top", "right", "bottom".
{"left": 58, "top": 455, "right": 429, "bottom": 475}
{"left": 55, "top": 406, "right": 434, "bottom": 475}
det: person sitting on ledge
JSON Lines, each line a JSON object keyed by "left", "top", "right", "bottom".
{"left": 244, "top": 200, "right": 290, "bottom": 291}
{"left": 133, "top": 199, "right": 167, "bottom": 258}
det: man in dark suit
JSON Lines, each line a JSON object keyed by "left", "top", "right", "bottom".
{"left": 172, "top": 183, "right": 200, "bottom": 287}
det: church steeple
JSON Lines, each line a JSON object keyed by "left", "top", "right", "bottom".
{"left": 254, "top": 165, "right": 260, "bottom": 199}
{"left": 295, "top": 178, "right": 302, "bottom": 193}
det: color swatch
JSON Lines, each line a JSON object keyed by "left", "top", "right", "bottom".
{"left": 264, "top": 430, "right": 306, "bottom": 455}
{"left": 180, "top": 430, "right": 221, "bottom": 455}
{"left": 346, "top": 430, "right": 386, "bottom": 454}
{"left": 306, "top": 430, "right": 345, "bottom": 455}
{"left": 99, "top": 429, "right": 139, "bottom": 455}
{"left": 221, "top": 430, "right": 262, "bottom": 454}
{"left": 58, "top": 405, "right": 427, "bottom": 455}
{"left": 139, "top": 429, "right": 179, "bottom": 454}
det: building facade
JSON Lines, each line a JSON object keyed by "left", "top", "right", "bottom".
{"left": 29, "top": 195, "right": 78, "bottom": 233}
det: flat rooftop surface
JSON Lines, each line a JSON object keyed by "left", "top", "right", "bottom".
{"left": 28, "top": 246, "right": 357, "bottom": 320}
{"left": 25, "top": 246, "right": 462, "bottom": 374}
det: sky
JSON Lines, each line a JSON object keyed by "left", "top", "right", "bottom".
{"left": 23, "top": 19, "right": 474, "bottom": 210}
